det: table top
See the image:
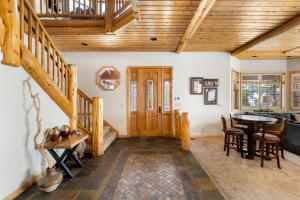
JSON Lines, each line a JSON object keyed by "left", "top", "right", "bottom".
{"left": 43, "top": 135, "right": 89, "bottom": 149}
{"left": 231, "top": 114, "right": 277, "bottom": 123}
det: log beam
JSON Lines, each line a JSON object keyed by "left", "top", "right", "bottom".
{"left": 0, "top": 0, "right": 21, "bottom": 67}
{"left": 92, "top": 97, "right": 104, "bottom": 156}
{"left": 105, "top": 0, "right": 115, "bottom": 33}
{"left": 111, "top": 8, "right": 140, "bottom": 34}
{"left": 176, "top": 0, "right": 217, "bottom": 53}
{"left": 69, "top": 65, "right": 78, "bottom": 131}
{"left": 232, "top": 15, "right": 300, "bottom": 56}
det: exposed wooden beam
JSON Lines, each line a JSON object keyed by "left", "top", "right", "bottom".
{"left": 284, "top": 46, "right": 300, "bottom": 55}
{"left": 232, "top": 15, "right": 300, "bottom": 56}
{"left": 176, "top": 0, "right": 217, "bottom": 53}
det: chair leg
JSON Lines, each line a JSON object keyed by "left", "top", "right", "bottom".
{"left": 280, "top": 143, "right": 285, "bottom": 159}
{"left": 224, "top": 133, "right": 227, "bottom": 151}
{"left": 275, "top": 143, "right": 281, "bottom": 169}
{"left": 240, "top": 135, "right": 244, "bottom": 158}
{"left": 226, "top": 134, "right": 230, "bottom": 156}
{"left": 261, "top": 141, "right": 264, "bottom": 168}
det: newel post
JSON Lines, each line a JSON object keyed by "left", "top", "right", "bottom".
{"left": 0, "top": 0, "right": 21, "bottom": 67}
{"left": 175, "top": 109, "right": 182, "bottom": 139}
{"left": 69, "top": 65, "right": 78, "bottom": 131}
{"left": 92, "top": 97, "right": 104, "bottom": 156}
{"left": 181, "top": 112, "right": 191, "bottom": 151}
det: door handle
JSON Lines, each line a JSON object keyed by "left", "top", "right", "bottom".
{"left": 158, "top": 106, "right": 162, "bottom": 113}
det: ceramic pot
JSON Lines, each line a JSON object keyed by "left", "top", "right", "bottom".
{"left": 60, "top": 125, "right": 71, "bottom": 138}
{"left": 46, "top": 128, "right": 61, "bottom": 142}
{"left": 37, "top": 167, "right": 63, "bottom": 192}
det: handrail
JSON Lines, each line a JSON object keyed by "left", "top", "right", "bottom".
{"left": 114, "top": 0, "right": 130, "bottom": 17}
{"left": 37, "top": 0, "right": 105, "bottom": 18}
{"left": 20, "top": 0, "right": 72, "bottom": 101}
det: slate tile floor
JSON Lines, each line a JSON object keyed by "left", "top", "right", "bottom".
{"left": 17, "top": 138, "right": 224, "bottom": 200}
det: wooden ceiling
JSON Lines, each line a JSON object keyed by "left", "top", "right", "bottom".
{"left": 50, "top": 0, "right": 300, "bottom": 59}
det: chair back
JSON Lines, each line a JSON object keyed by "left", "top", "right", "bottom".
{"left": 263, "top": 123, "right": 286, "bottom": 138}
{"left": 229, "top": 114, "right": 234, "bottom": 127}
{"left": 221, "top": 115, "right": 227, "bottom": 132}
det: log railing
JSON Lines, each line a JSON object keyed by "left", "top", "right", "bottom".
{"left": 37, "top": 0, "right": 105, "bottom": 18}
{"left": 114, "top": 0, "right": 130, "bottom": 17}
{"left": 20, "top": 0, "right": 72, "bottom": 103}
{"left": 77, "top": 89, "right": 105, "bottom": 156}
{"left": 77, "top": 89, "right": 93, "bottom": 134}
{"left": 175, "top": 109, "right": 191, "bottom": 151}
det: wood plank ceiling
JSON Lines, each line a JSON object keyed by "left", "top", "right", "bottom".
{"left": 51, "top": 0, "right": 300, "bottom": 59}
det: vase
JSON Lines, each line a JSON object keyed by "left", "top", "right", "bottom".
{"left": 37, "top": 167, "right": 63, "bottom": 192}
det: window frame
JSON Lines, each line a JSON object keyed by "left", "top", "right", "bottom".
{"left": 240, "top": 73, "right": 285, "bottom": 110}
{"left": 289, "top": 71, "right": 300, "bottom": 111}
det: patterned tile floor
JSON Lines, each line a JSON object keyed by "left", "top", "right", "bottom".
{"left": 17, "top": 138, "right": 224, "bottom": 200}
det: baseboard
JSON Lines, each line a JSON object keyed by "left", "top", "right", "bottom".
{"left": 117, "top": 134, "right": 128, "bottom": 139}
{"left": 4, "top": 173, "right": 41, "bottom": 200}
{"left": 191, "top": 134, "right": 223, "bottom": 140}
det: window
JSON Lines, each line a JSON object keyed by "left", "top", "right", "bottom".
{"left": 289, "top": 71, "right": 300, "bottom": 110}
{"left": 147, "top": 80, "right": 154, "bottom": 110}
{"left": 241, "top": 74, "right": 284, "bottom": 109}
{"left": 130, "top": 80, "right": 138, "bottom": 112}
{"left": 164, "top": 80, "right": 171, "bottom": 112}
{"left": 231, "top": 70, "right": 240, "bottom": 109}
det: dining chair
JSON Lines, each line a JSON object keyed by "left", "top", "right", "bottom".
{"left": 264, "top": 122, "right": 287, "bottom": 159}
{"left": 221, "top": 115, "right": 244, "bottom": 158}
{"left": 254, "top": 123, "right": 285, "bottom": 169}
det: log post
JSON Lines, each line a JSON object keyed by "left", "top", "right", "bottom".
{"left": 92, "top": 97, "right": 104, "bottom": 156}
{"left": 0, "top": 0, "right": 21, "bottom": 67}
{"left": 105, "top": 0, "right": 115, "bottom": 33}
{"left": 181, "top": 112, "right": 191, "bottom": 151}
{"left": 0, "top": 18, "right": 5, "bottom": 47}
{"left": 69, "top": 65, "right": 77, "bottom": 131}
{"left": 175, "top": 109, "right": 182, "bottom": 139}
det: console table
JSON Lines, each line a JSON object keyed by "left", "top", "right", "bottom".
{"left": 43, "top": 134, "right": 89, "bottom": 178}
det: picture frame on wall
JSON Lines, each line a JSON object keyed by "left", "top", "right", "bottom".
{"left": 203, "top": 79, "right": 219, "bottom": 87}
{"left": 190, "top": 77, "right": 203, "bottom": 95}
{"left": 204, "top": 87, "right": 218, "bottom": 105}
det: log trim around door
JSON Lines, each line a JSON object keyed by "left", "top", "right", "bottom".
{"left": 127, "top": 66, "right": 174, "bottom": 137}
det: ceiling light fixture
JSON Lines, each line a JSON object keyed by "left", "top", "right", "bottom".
{"left": 81, "top": 42, "right": 88, "bottom": 46}
{"left": 150, "top": 37, "right": 157, "bottom": 41}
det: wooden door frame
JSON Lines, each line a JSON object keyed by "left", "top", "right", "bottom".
{"left": 127, "top": 66, "right": 174, "bottom": 137}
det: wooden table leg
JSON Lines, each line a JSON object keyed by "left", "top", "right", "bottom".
{"left": 48, "top": 149, "right": 74, "bottom": 178}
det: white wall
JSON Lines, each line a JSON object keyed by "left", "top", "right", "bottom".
{"left": 0, "top": 53, "right": 69, "bottom": 199}
{"left": 64, "top": 52, "right": 231, "bottom": 136}
{"left": 287, "top": 58, "right": 300, "bottom": 71}
{"left": 240, "top": 59, "right": 287, "bottom": 73}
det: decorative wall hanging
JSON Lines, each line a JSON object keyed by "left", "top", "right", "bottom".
{"left": 96, "top": 67, "right": 120, "bottom": 91}
{"left": 203, "top": 79, "right": 219, "bottom": 87}
{"left": 204, "top": 87, "right": 218, "bottom": 105}
{"left": 24, "top": 78, "right": 63, "bottom": 192}
{"left": 190, "top": 77, "right": 203, "bottom": 95}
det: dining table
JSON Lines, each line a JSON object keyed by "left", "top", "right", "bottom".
{"left": 231, "top": 114, "right": 277, "bottom": 159}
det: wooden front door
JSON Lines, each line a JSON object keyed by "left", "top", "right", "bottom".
{"left": 128, "top": 67, "right": 173, "bottom": 137}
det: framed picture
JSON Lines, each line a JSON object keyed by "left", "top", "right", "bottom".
{"left": 190, "top": 77, "right": 203, "bottom": 95}
{"left": 204, "top": 87, "right": 218, "bottom": 105}
{"left": 203, "top": 79, "right": 219, "bottom": 87}
{"left": 96, "top": 67, "right": 120, "bottom": 91}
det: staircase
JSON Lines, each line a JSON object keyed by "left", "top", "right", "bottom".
{"left": 0, "top": 0, "right": 118, "bottom": 156}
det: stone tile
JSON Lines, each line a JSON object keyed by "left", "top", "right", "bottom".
{"left": 17, "top": 138, "right": 224, "bottom": 200}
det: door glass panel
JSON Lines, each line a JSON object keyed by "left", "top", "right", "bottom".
{"left": 130, "top": 80, "right": 137, "bottom": 112}
{"left": 147, "top": 80, "right": 154, "bottom": 110}
{"left": 164, "top": 80, "right": 171, "bottom": 111}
